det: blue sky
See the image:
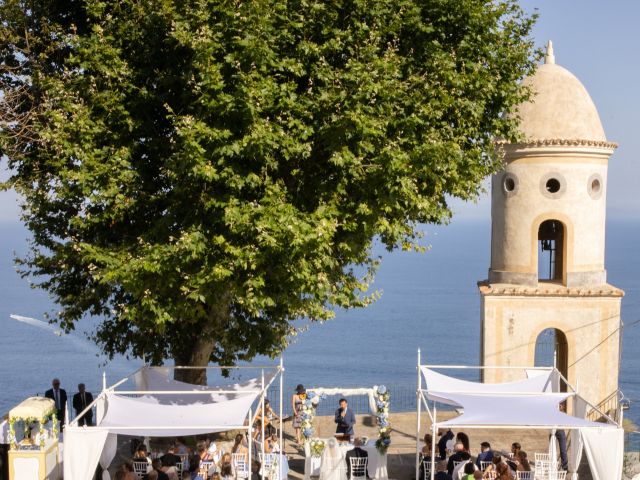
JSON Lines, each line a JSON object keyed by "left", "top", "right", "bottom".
{"left": 1, "top": 1, "right": 638, "bottom": 222}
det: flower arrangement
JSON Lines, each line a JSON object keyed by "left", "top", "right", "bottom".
{"left": 8, "top": 418, "right": 17, "bottom": 450}
{"left": 309, "top": 438, "right": 326, "bottom": 457}
{"left": 374, "top": 385, "right": 391, "bottom": 454}
{"left": 301, "top": 391, "right": 325, "bottom": 442}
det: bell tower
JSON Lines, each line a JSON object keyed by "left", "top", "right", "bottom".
{"left": 479, "top": 42, "right": 624, "bottom": 410}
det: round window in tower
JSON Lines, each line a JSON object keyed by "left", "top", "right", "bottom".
{"left": 546, "top": 178, "right": 561, "bottom": 193}
{"left": 588, "top": 173, "right": 603, "bottom": 199}
{"left": 501, "top": 173, "right": 518, "bottom": 197}
{"left": 540, "top": 172, "right": 566, "bottom": 198}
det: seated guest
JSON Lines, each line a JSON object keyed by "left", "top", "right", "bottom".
{"left": 231, "top": 433, "right": 249, "bottom": 456}
{"left": 345, "top": 437, "right": 368, "bottom": 479}
{"left": 264, "top": 433, "right": 280, "bottom": 453}
{"left": 462, "top": 462, "right": 476, "bottom": 480}
{"left": 175, "top": 437, "right": 190, "bottom": 455}
{"left": 250, "top": 460, "right": 261, "bottom": 480}
{"left": 456, "top": 432, "right": 470, "bottom": 452}
{"left": 420, "top": 433, "right": 434, "bottom": 480}
{"left": 197, "top": 440, "right": 213, "bottom": 462}
{"left": 207, "top": 437, "right": 222, "bottom": 463}
{"left": 151, "top": 459, "right": 170, "bottom": 480}
{"left": 218, "top": 455, "right": 234, "bottom": 480}
{"left": 132, "top": 446, "right": 152, "bottom": 474}
{"left": 496, "top": 463, "right": 514, "bottom": 480}
{"left": 218, "top": 452, "right": 232, "bottom": 468}
{"left": 476, "top": 442, "right": 493, "bottom": 469}
{"left": 514, "top": 451, "right": 531, "bottom": 472}
{"left": 120, "top": 463, "right": 137, "bottom": 480}
{"left": 161, "top": 446, "right": 181, "bottom": 468}
{"left": 437, "top": 429, "right": 455, "bottom": 460}
{"left": 434, "top": 460, "right": 453, "bottom": 480}
{"left": 447, "top": 442, "right": 471, "bottom": 475}
{"left": 510, "top": 442, "right": 521, "bottom": 458}
{"left": 187, "top": 453, "right": 201, "bottom": 480}
{"left": 453, "top": 460, "right": 476, "bottom": 480}
{"left": 507, "top": 442, "right": 521, "bottom": 469}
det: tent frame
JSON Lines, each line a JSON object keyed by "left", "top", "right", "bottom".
{"left": 414, "top": 349, "right": 620, "bottom": 480}
{"left": 67, "top": 358, "right": 285, "bottom": 480}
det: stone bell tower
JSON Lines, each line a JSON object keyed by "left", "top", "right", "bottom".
{"left": 479, "top": 42, "right": 624, "bottom": 410}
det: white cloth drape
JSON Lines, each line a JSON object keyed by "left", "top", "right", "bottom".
{"left": 422, "top": 367, "right": 554, "bottom": 394}
{"left": 568, "top": 428, "right": 583, "bottom": 480}
{"left": 580, "top": 427, "right": 624, "bottom": 480}
{"left": 307, "top": 388, "right": 377, "bottom": 414}
{"left": 100, "top": 433, "right": 118, "bottom": 480}
{"left": 63, "top": 427, "right": 109, "bottom": 480}
{"left": 319, "top": 439, "right": 347, "bottom": 480}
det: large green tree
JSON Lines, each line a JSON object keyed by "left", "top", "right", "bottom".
{"left": 1, "top": 0, "right": 537, "bottom": 383}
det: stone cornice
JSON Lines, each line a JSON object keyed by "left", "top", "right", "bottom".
{"left": 497, "top": 138, "right": 618, "bottom": 149}
{"left": 477, "top": 280, "right": 624, "bottom": 298}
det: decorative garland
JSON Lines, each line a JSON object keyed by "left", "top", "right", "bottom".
{"left": 8, "top": 418, "right": 16, "bottom": 450}
{"left": 301, "top": 391, "right": 322, "bottom": 442}
{"left": 8, "top": 408, "right": 57, "bottom": 450}
{"left": 374, "top": 385, "right": 391, "bottom": 454}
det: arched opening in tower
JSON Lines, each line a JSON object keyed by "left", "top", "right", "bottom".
{"left": 538, "top": 220, "right": 564, "bottom": 283}
{"left": 534, "top": 327, "right": 569, "bottom": 392}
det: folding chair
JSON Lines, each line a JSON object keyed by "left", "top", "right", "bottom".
{"left": 348, "top": 456, "right": 368, "bottom": 480}
{"left": 132, "top": 461, "right": 150, "bottom": 479}
{"left": 233, "top": 452, "right": 249, "bottom": 479}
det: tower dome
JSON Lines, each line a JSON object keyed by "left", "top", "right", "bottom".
{"left": 515, "top": 41, "right": 607, "bottom": 143}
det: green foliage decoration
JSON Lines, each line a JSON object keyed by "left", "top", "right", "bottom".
{"left": 0, "top": 0, "right": 538, "bottom": 381}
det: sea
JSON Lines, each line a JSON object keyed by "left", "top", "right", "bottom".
{"left": 1, "top": 218, "right": 639, "bottom": 440}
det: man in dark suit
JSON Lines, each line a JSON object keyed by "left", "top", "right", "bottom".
{"left": 334, "top": 398, "right": 356, "bottom": 436}
{"left": 72, "top": 383, "right": 94, "bottom": 426}
{"left": 45, "top": 378, "right": 67, "bottom": 424}
{"left": 437, "top": 428, "right": 454, "bottom": 460}
{"left": 345, "top": 437, "right": 368, "bottom": 479}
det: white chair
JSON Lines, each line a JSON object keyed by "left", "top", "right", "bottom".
{"left": 516, "top": 472, "right": 534, "bottom": 480}
{"left": 554, "top": 471, "right": 567, "bottom": 480}
{"left": 480, "top": 461, "right": 492, "bottom": 471}
{"left": 348, "top": 456, "right": 368, "bottom": 480}
{"left": 173, "top": 461, "right": 184, "bottom": 480}
{"left": 132, "top": 461, "right": 150, "bottom": 479}
{"left": 259, "top": 453, "right": 280, "bottom": 480}
{"left": 421, "top": 458, "right": 431, "bottom": 480}
{"left": 535, "top": 453, "right": 551, "bottom": 462}
{"left": 233, "top": 452, "right": 249, "bottom": 479}
{"left": 198, "top": 460, "right": 215, "bottom": 480}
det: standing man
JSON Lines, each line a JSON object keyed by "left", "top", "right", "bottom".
{"left": 72, "top": 383, "right": 94, "bottom": 426}
{"left": 334, "top": 398, "right": 356, "bottom": 437}
{"left": 45, "top": 378, "right": 67, "bottom": 424}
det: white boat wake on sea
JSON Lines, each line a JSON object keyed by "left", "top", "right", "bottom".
{"left": 8, "top": 313, "right": 97, "bottom": 353}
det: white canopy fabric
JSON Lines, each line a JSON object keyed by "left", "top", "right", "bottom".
{"left": 63, "top": 427, "right": 109, "bottom": 480}
{"left": 420, "top": 366, "right": 555, "bottom": 395}
{"left": 428, "top": 391, "right": 610, "bottom": 429}
{"left": 98, "top": 391, "right": 257, "bottom": 436}
{"left": 581, "top": 427, "right": 624, "bottom": 480}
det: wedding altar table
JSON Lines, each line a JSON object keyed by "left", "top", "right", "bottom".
{"left": 304, "top": 440, "right": 388, "bottom": 480}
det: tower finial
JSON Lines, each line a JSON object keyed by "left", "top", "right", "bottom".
{"left": 545, "top": 40, "right": 555, "bottom": 64}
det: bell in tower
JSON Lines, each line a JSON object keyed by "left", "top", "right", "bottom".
{"left": 479, "top": 42, "right": 624, "bottom": 411}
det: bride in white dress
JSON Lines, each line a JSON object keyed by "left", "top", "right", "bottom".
{"left": 320, "top": 437, "right": 347, "bottom": 480}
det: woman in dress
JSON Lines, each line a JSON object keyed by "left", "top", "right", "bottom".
{"left": 232, "top": 433, "right": 248, "bottom": 455}
{"left": 320, "top": 437, "right": 346, "bottom": 480}
{"left": 292, "top": 384, "right": 306, "bottom": 445}
{"left": 515, "top": 450, "right": 531, "bottom": 472}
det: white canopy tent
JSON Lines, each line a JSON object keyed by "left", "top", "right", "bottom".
{"left": 64, "top": 360, "right": 284, "bottom": 480}
{"left": 415, "top": 351, "right": 623, "bottom": 480}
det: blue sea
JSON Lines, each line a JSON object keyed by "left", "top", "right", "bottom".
{"left": 1, "top": 219, "right": 639, "bottom": 432}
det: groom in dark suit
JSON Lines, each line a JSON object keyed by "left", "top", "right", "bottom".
{"left": 45, "top": 378, "right": 67, "bottom": 424}
{"left": 72, "top": 383, "right": 94, "bottom": 426}
{"left": 345, "top": 437, "right": 369, "bottom": 478}
{"left": 334, "top": 398, "right": 356, "bottom": 436}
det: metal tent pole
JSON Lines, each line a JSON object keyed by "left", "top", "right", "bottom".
{"left": 279, "top": 357, "right": 284, "bottom": 460}
{"left": 261, "top": 369, "right": 265, "bottom": 480}
{"left": 416, "top": 348, "right": 422, "bottom": 480}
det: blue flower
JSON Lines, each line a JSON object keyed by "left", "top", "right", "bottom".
{"left": 376, "top": 400, "right": 385, "bottom": 408}
{"left": 303, "top": 428, "right": 313, "bottom": 437}
{"left": 321, "top": 393, "right": 327, "bottom": 400}
{"left": 307, "top": 391, "right": 316, "bottom": 399}
{"left": 377, "top": 385, "right": 387, "bottom": 395}
{"left": 304, "top": 399, "right": 313, "bottom": 407}
{"left": 383, "top": 438, "right": 391, "bottom": 446}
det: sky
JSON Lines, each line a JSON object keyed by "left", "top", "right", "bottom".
{"left": 1, "top": 0, "right": 638, "bottom": 223}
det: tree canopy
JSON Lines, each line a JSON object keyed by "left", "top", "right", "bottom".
{"left": 1, "top": 0, "right": 537, "bottom": 382}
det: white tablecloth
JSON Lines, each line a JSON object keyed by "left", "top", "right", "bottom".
{"left": 304, "top": 441, "right": 388, "bottom": 480}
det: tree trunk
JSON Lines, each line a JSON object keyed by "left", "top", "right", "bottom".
{"left": 174, "top": 336, "right": 215, "bottom": 385}
{"left": 173, "top": 294, "right": 230, "bottom": 385}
